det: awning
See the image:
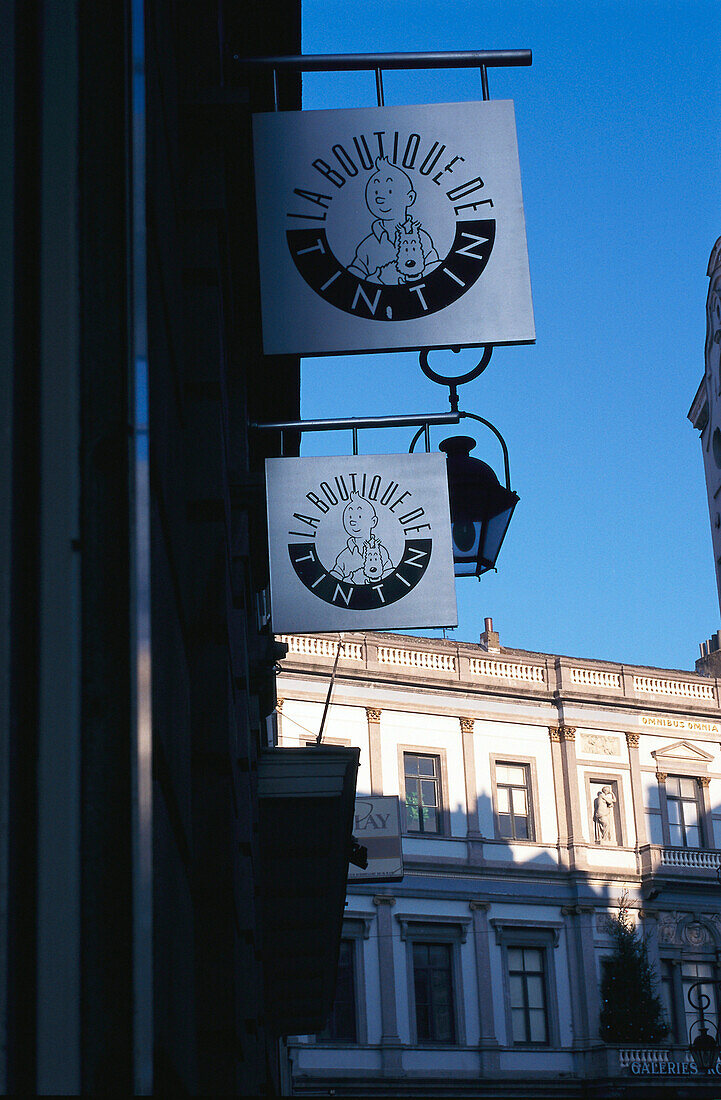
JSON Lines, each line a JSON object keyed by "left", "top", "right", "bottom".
{"left": 257, "top": 745, "right": 360, "bottom": 1036}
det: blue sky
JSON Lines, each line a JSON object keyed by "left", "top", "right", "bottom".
{"left": 299, "top": 0, "right": 721, "bottom": 670}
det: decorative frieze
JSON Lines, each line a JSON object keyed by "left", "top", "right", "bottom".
{"left": 580, "top": 733, "right": 620, "bottom": 756}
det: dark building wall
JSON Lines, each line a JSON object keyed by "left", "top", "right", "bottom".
{"left": 2, "top": 0, "right": 300, "bottom": 1093}
{"left": 146, "top": 1, "right": 300, "bottom": 1093}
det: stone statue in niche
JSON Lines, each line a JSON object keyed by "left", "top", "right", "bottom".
{"left": 593, "top": 784, "right": 617, "bottom": 843}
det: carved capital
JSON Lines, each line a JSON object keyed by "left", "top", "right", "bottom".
{"left": 460, "top": 717, "right": 475, "bottom": 734}
{"left": 656, "top": 772, "right": 668, "bottom": 784}
{"left": 373, "top": 895, "right": 395, "bottom": 907}
{"left": 561, "top": 726, "right": 576, "bottom": 741}
{"left": 276, "top": 697, "right": 284, "bottom": 710}
{"left": 625, "top": 731, "right": 640, "bottom": 747}
{"left": 699, "top": 776, "right": 711, "bottom": 788}
{"left": 548, "top": 726, "right": 562, "bottom": 742}
{"left": 469, "top": 900, "right": 490, "bottom": 912}
{"left": 366, "top": 707, "right": 382, "bottom": 722}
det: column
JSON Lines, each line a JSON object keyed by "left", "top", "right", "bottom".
{"left": 561, "top": 905, "right": 593, "bottom": 1050}
{"left": 698, "top": 777, "right": 714, "bottom": 848}
{"left": 461, "top": 718, "right": 483, "bottom": 866}
{"left": 468, "top": 901, "right": 500, "bottom": 1073}
{"left": 559, "top": 726, "right": 585, "bottom": 868}
{"left": 656, "top": 773, "right": 671, "bottom": 846}
{"left": 625, "top": 732, "right": 648, "bottom": 847}
{"left": 373, "top": 896, "right": 402, "bottom": 1073}
{"left": 366, "top": 708, "right": 383, "bottom": 795}
{"left": 548, "top": 727, "right": 569, "bottom": 868}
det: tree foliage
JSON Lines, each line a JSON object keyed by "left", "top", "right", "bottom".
{"left": 599, "top": 896, "right": 669, "bottom": 1043}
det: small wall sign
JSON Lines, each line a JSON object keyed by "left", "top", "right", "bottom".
{"left": 348, "top": 796, "right": 403, "bottom": 883}
{"left": 265, "top": 453, "right": 457, "bottom": 633}
{"left": 252, "top": 100, "right": 534, "bottom": 355}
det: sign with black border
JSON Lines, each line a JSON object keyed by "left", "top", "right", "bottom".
{"left": 265, "top": 453, "right": 457, "bottom": 633}
{"left": 252, "top": 100, "right": 534, "bottom": 355}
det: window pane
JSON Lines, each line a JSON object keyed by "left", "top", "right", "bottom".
{"left": 511, "top": 1008, "right": 527, "bottom": 1043}
{"left": 685, "top": 825, "right": 701, "bottom": 848}
{"left": 430, "top": 944, "right": 449, "bottom": 967}
{"left": 498, "top": 813, "right": 513, "bottom": 838}
{"left": 680, "top": 778, "right": 697, "bottom": 798}
{"left": 421, "top": 806, "right": 439, "bottom": 832}
{"left": 507, "top": 948, "right": 524, "bottom": 971}
{"left": 523, "top": 948, "right": 543, "bottom": 972}
{"left": 666, "top": 777, "right": 680, "bottom": 796}
{"left": 512, "top": 788, "right": 528, "bottom": 815}
{"left": 526, "top": 975, "right": 545, "bottom": 1009}
{"left": 433, "top": 1005, "right": 453, "bottom": 1043}
{"left": 667, "top": 800, "right": 681, "bottom": 824}
{"left": 418, "top": 756, "right": 436, "bottom": 776}
{"left": 318, "top": 939, "right": 356, "bottom": 1041}
{"left": 497, "top": 787, "right": 510, "bottom": 813}
{"left": 509, "top": 974, "right": 525, "bottom": 1006}
{"left": 514, "top": 815, "right": 529, "bottom": 840}
{"left": 405, "top": 755, "right": 420, "bottom": 777}
{"left": 503, "top": 765, "right": 526, "bottom": 785}
{"left": 529, "top": 1008, "right": 547, "bottom": 1043}
{"left": 683, "top": 801, "right": 699, "bottom": 825}
{"left": 669, "top": 823, "right": 683, "bottom": 846}
{"left": 420, "top": 779, "right": 437, "bottom": 807}
{"left": 496, "top": 765, "right": 511, "bottom": 785}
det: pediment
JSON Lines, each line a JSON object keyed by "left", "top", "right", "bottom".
{"left": 652, "top": 740, "right": 714, "bottom": 764}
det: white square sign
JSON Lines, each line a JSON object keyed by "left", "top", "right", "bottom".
{"left": 265, "top": 453, "right": 457, "bottom": 633}
{"left": 348, "top": 796, "right": 403, "bottom": 883}
{"left": 252, "top": 99, "right": 534, "bottom": 356}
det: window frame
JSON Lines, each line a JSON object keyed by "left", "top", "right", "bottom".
{"left": 664, "top": 775, "right": 705, "bottom": 849}
{"left": 489, "top": 755, "right": 541, "bottom": 843}
{"left": 398, "top": 916, "right": 469, "bottom": 1047}
{"left": 584, "top": 773, "right": 626, "bottom": 846}
{"left": 397, "top": 744, "right": 451, "bottom": 837}
{"left": 492, "top": 921, "right": 561, "bottom": 1048}
{"left": 312, "top": 914, "right": 371, "bottom": 1046}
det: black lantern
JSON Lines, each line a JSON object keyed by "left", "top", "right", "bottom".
{"left": 690, "top": 1024, "right": 719, "bottom": 1073}
{"left": 439, "top": 436, "right": 519, "bottom": 578}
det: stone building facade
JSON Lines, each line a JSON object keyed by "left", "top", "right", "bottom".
{"left": 277, "top": 627, "right": 721, "bottom": 1096}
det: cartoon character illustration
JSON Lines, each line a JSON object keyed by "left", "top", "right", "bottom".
{"left": 330, "top": 492, "right": 393, "bottom": 582}
{"left": 377, "top": 217, "right": 442, "bottom": 285}
{"left": 350, "top": 534, "right": 391, "bottom": 584}
{"left": 347, "top": 157, "right": 439, "bottom": 284}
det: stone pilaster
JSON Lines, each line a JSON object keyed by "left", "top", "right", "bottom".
{"left": 561, "top": 905, "right": 595, "bottom": 1047}
{"left": 548, "top": 727, "right": 569, "bottom": 866}
{"left": 460, "top": 718, "right": 483, "bottom": 866}
{"left": 373, "top": 895, "right": 402, "bottom": 1072}
{"left": 656, "top": 773, "right": 671, "bottom": 846}
{"left": 366, "top": 708, "right": 383, "bottom": 795}
{"left": 557, "top": 726, "right": 584, "bottom": 867}
{"left": 698, "top": 776, "right": 714, "bottom": 847}
{"left": 625, "top": 731, "right": 647, "bottom": 848}
{"left": 469, "top": 901, "right": 499, "bottom": 1071}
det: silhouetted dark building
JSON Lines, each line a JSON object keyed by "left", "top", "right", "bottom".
{"left": 2, "top": 2, "right": 357, "bottom": 1092}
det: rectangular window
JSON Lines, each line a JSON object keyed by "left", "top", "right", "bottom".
{"left": 660, "top": 960, "right": 677, "bottom": 1040}
{"left": 317, "top": 939, "right": 357, "bottom": 1042}
{"left": 496, "top": 762, "right": 532, "bottom": 840}
{"left": 666, "top": 776, "right": 703, "bottom": 848}
{"left": 507, "top": 946, "right": 549, "bottom": 1045}
{"left": 682, "top": 960, "right": 718, "bottom": 1043}
{"left": 412, "top": 941, "right": 456, "bottom": 1043}
{"left": 404, "top": 753, "right": 441, "bottom": 834}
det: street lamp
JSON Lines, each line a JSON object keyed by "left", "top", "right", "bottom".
{"left": 439, "top": 435, "right": 519, "bottom": 578}
{"left": 687, "top": 979, "right": 721, "bottom": 1073}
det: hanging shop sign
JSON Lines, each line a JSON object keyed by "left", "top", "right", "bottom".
{"left": 252, "top": 100, "right": 534, "bottom": 356}
{"left": 265, "top": 453, "right": 457, "bottom": 633}
{"left": 348, "top": 796, "right": 403, "bottom": 883}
